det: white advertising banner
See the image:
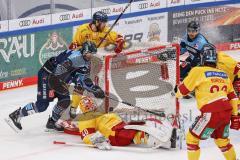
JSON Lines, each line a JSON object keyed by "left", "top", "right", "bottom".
{"left": 167, "top": 0, "right": 185, "bottom": 7}
{"left": 0, "top": 20, "right": 8, "bottom": 33}
{"left": 109, "top": 12, "right": 168, "bottom": 44}
{"left": 92, "top": 3, "right": 131, "bottom": 16}
{"left": 51, "top": 9, "right": 92, "bottom": 25}
{"left": 131, "top": 0, "right": 167, "bottom": 12}
{"left": 185, "top": 0, "right": 215, "bottom": 5}
{"left": 215, "top": 0, "right": 229, "bottom": 1}
{"left": 8, "top": 15, "right": 51, "bottom": 31}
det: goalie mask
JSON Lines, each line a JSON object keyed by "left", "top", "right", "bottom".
{"left": 200, "top": 43, "right": 217, "bottom": 66}
{"left": 78, "top": 96, "right": 97, "bottom": 113}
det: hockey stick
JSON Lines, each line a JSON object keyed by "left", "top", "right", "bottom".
{"left": 97, "top": 0, "right": 133, "bottom": 48}
{"left": 48, "top": 74, "right": 166, "bottom": 117}
{"left": 53, "top": 141, "right": 153, "bottom": 152}
{"left": 105, "top": 95, "right": 166, "bottom": 117}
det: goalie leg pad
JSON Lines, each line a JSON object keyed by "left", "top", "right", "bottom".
{"left": 124, "top": 118, "right": 173, "bottom": 143}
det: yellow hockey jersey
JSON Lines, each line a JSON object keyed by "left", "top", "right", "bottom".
{"left": 176, "top": 66, "right": 238, "bottom": 115}
{"left": 77, "top": 112, "right": 122, "bottom": 145}
{"left": 217, "top": 51, "right": 240, "bottom": 82}
{"left": 72, "top": 23, "right": 122, "bottom": 48}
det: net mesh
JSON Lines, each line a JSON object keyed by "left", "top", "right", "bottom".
{"left": 87, "top": 42, "right": 180, "bottom": 120}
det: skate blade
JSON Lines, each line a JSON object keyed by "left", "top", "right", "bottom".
{"left": 4, "top": 118, "right": 20, "bottom": 133}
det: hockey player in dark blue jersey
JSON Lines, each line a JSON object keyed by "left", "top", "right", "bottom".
{"left": 180, "top": 21, "right": 209, "bottom": 81}
{"left": 6, "top": 41, "right": 105, "bottom": 132}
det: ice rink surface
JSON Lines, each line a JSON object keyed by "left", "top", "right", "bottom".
{"left": 0, "top": 50, "right": 240, "bottom": 160}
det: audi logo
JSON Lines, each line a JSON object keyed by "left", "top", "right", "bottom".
{"left": 19, "top": 20, "right": 31, "bottom": 27}
{"left": 101, "top": 8, "right": 111, "bottom": 14}
{"left": 138, "top": 3, "right": 148, "bottom": 9}
{"left": 59, "top": 14, "right": 71, "bottom": 21}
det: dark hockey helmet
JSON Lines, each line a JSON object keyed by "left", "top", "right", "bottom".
{"left": 187, "top": 21, "right": 200, "bottom": 32}
{"left": 92, "top": 11, "right": 108, "bottom": 24}
{"left": 81, "top": 41, "right": 97, "bottom": 55}
{"left": 201, "top": 43, "right": 217, "bottom": 66}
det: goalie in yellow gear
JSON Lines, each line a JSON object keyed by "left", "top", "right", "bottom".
{"left": 58, "top": 96, "right": 175, "bottom": 150}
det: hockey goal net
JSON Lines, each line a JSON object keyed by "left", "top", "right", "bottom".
{"left": 90, "top": 42, "right": 180, "bottom": 122}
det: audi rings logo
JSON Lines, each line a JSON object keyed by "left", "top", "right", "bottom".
{"left": 19, "top": 20, "right": 31, "bottom": 27}
{"left": 59, "top": 14, "right": 71, "bottom": 21}
{"left": 101, "top": 8, "right": 111, "bottom": 14}
{"left": 138, "top": 3, "right": 148, "bottom": 9}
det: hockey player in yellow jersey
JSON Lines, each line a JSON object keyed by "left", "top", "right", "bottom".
{"left": 69, "top": 11, "right": 125, "bottom": 119}
{"left": 217, "top": 51, "right": 240, "bottom": 103}
{"left": 176, "top": 44, "right": 240, "bottom": 160}
{"left": 69, "top": 11, "right": 125, "bottom": 54}
{"left": 217, "top": 51, "right": 240, "bottom": 82}
{"left": 59, "top": 96, "right": 175, "bottom": 150}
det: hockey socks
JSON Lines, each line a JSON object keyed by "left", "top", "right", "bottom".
{"left": 19, "top": 103, "right": 37, "bottom": 117}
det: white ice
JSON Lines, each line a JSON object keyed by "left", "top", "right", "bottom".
{"left": 0, "top": 50, "right": 240, "bottom": 160}
{"left": 1, "top": 86, "right": 239, "bottom": 160}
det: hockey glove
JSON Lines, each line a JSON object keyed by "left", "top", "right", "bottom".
{"left": 68, "top": 83, "right": 83, "bottom": 95}
{"left": 180, "top": 41, "right": 186, "bottom": 48}
{"left": 69, "top": 42, "right": 79, "bottom": 50}
{"left": 230, "top": 114, "right": 240, "bottom": 130}
{"left": 158, "top": 52, "right": 168, "bottom": 61}
{"left": 233, "top": 62, "right": 240, "bottom": 75}
{"left": 233, "top": 77, "right": 240, "bottom": 97}
{"left": 92, "top": 85, "right": 105, "bottom": 99}
{"left": 114, "top": 36, "right": 124, "bottom": 54}
{"left": 180, "top": 61, "right": 190, "bottom": 69}
{"left": 90, "top": 131, "right": 111, "bottom": 150}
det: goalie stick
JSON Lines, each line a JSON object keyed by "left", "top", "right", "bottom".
{"left": 105, "top": 95, "right": 166, "bottom": 117}
{"left": 97, "top": 0, "right": 133, "bottom": 48}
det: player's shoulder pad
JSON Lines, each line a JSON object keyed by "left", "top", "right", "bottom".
{"left": 189, "top": 66, "right": 202, "bottom": 74}
{"left": 196, "top": 34, "right": 208, "bottom": 43}
{"left": 103, "top": 26, "right": 111, "bottom": 34}
{"left": 181, "top": 34, "right": 188, "bottom": 41}
{"left": 69, "top": 50, "right": 82, "bottom": 58}
{"left": 77, "top": 23, "right": 90, "bottom": 33}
